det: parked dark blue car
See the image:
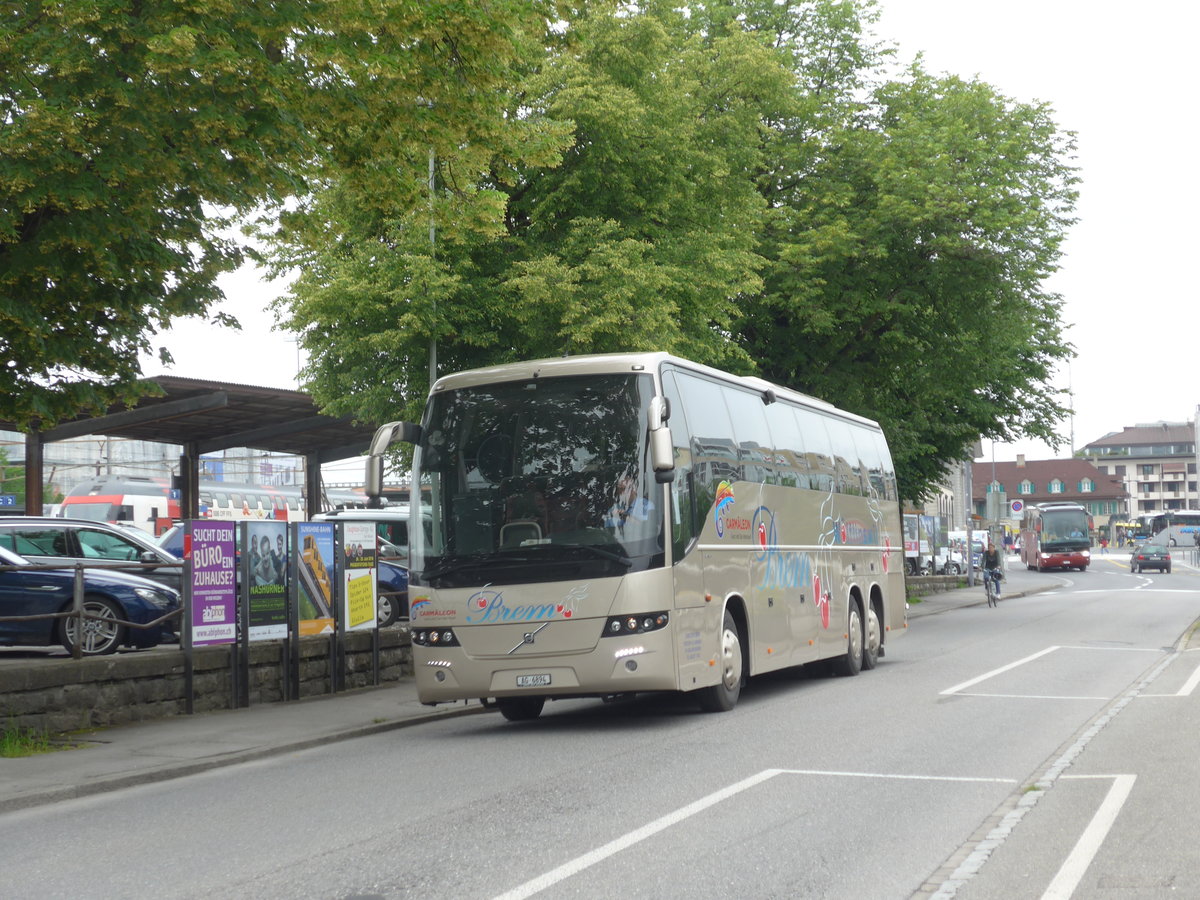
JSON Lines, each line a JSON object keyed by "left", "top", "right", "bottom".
{"left": 376, "top": 559, "right": 409, "bottom": 626}
{"left": 0, "top": 546, "right": 181, "bottom": 655}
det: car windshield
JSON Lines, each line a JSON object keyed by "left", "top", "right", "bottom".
{"left": 411, "top": 372, "right": 662, "bottom": 588}
{"left": 0, "top": 546, "right": 30, "bottom": 566}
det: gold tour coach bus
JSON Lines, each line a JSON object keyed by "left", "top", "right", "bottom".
{"left": 365, "top": 353, "right": 906, "bottom": 720}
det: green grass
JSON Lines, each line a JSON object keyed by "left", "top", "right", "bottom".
{"left": 1, "top": 720, "right": 55, "bottom": 758}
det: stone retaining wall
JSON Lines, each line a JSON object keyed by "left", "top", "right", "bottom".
{"left": 905, "top": 574, "right": 967, "bottom": 597}
{"left": 0, "top": 630, "right": 412, "bottom": 735}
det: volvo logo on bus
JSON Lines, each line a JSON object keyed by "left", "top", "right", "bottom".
{"left": 509, "top": 622, "right": 551, "bottom": 655}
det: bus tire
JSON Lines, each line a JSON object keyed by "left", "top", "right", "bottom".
{"left": 862, "top": 604, "right": 880, "bottom": 671}
{"left": 496, "top": 696, "right": 545, "bottom": 722}
{"left": 833, "top": 601, "right": 863, "bottom": 677}
{"left": 698, "top": 609, "right": 743, "bottom": 712}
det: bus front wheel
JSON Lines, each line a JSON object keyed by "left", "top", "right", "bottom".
{"left": 833, "top": 602, "right": 863, "bottom": 677}
{"left": 496, "top": 696, "right": 545, "bottom": 722}
{"left": 698, "top": 610, "right": 743, "bottom": 712}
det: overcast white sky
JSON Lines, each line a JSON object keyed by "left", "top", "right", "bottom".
{"left": 140, "top": 1, "right": 1200, "bottom": 464}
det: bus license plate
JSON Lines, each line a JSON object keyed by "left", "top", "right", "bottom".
{"left": 516, "top": 673, "right": 551, "bottom": 688}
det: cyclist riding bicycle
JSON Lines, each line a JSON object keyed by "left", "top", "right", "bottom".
{"left": 981, "top": 539, "right": 1002, "bottom": 600}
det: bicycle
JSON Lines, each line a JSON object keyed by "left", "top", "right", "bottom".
{"left": 983, "top": 567, "right": 1000, "bottom": 607}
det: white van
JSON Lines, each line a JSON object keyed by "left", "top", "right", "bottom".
{"left": 310, "top": 507, "right": 432, "bottom": 562}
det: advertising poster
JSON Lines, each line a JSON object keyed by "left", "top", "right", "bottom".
{"left": 190, "top": 521, "right": 237, "bottom": 645}
{"left": 343, "top": 521, "right": 378, "bottom": 632}
{"left": 296, "top": 522, "right": 335, "bottom": 636}
{"left": 247, "top": 520, "right": 288, "bottom": 641}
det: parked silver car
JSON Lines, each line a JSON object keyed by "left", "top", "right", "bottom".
{"left": 0, "top": 517, "right": 183, "bottom": 590}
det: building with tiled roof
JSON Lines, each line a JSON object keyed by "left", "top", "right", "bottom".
{"left": 1080, "top": 420, "right": 1198, "bottom": 518}
{"left": 971, "top": 456, "right": 1128, "bottom": 534}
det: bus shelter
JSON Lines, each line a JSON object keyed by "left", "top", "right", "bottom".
{"left": 2, "top": 376, "right": 380, "bottom": 518}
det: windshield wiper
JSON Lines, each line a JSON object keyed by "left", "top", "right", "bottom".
{"left": 421, "top": 552, "right": 549, "bottom": 580}
{"left": 420, "top": 555, "right": 492, "bottom": 580}
{"left": 553, "top": 542, "right": 633, "bottom": 567}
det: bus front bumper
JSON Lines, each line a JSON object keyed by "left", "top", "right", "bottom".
{"left": 413, "top": 629, "right": 680, "bottom": 704}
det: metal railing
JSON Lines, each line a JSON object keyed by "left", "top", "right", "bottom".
{"left": 0, "top": 562, "right": 182, "bottom": 659}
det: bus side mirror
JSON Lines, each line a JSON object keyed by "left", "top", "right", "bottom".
{"left": 368, "top": 421, "right": 422, "bottom": 456}
{"left": 648, "top": 397, "right": 674, "bottom": 481}
{"left": 365, "top": 421, "right": 422, "bottom": 506}
{"left": 365, "top": 456, "right": 385, "bottom": 504}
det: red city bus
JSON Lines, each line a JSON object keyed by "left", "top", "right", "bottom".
{"left": 1020, "top": 502, "right": 1093, "bottom": 572}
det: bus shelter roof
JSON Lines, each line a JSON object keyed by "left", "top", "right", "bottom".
{"left": 5, "top": 377, "right": 381, "bottom": 516}
{"left": 9, "top": 376, "right": 375, "bottom": 463}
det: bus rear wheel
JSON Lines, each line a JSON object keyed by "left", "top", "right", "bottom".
{"left": 833, "top": 602, "right": 863, "bottom": 677}
{"left": 698, "top": 609, "right": 743, "bottom": 712}
{"left": 496, "top": 696, "right": 545, "bottom": 722}
{"left": 862, "top": 605, "right": 880, "bottom": 671}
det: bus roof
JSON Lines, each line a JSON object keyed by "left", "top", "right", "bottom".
{"left": 428, "top": 352, "right": 881, "bottom": 430}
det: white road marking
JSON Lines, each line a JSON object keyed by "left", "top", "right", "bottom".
{"left": 1041, "top": 775, "right": 1136, "bottom": 900}
{"left": 954, "top": 693, "right": 1110, "bottom": 701}
{"left": 774, "top": 768, "right": 1016, "bottom": 784}
{"left": 493, "top": 768, "right": 1016, "bottom": 900}
{"left": 1172, "top": 660, "right": 1200, "bottom": 696}
{"left": 941, "top": 646, "right": 1061, "bottom": 695}
{"left": 943, "top": 645, "right": 1168, "bottom": 697}
{"left": 492, "top": 768, "right": 781, "bottom": 900}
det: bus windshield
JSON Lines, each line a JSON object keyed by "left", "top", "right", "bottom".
{"left": 411, "top": 373, "right": 662, "bottom": 587}
{"left": 1040, "top": 508, "right": 1090, "bottom": 549}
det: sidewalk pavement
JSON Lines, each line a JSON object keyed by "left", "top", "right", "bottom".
{"left": 0, "top": 554, "right": 1169, "bottom": 814}
{"left": 904, "top": 553, "right": 1067, "bottom": 619}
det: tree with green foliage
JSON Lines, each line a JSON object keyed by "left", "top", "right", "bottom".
{"left": 276, "top": 0, "right": 792, "bottom": 424}
{"left": 1, "top": 0, "right": 572, "bottom": 430}
{"left": 740, "top": 60, "right": 1077, "bottom": 499}
{"left": 275, "top": 0, "right": 1077, "bottom": 501}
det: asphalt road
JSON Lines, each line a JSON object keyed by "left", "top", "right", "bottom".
{"left": 2, "top": 556, "right": 1197, "bottom": 899}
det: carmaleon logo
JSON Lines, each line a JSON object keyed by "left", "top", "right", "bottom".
{"left": 714, "top": 481, "right": 736, "bottom": 537}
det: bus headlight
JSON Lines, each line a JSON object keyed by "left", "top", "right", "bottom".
{"left": 413, "top": 629, "right": 460, "bottom": 648}
{"left": 601, "top": 611, "right": 668, "bottom": 637}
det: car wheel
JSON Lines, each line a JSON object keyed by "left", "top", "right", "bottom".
{"left": 1166, "top": 565, "right": 1171, "bottom": 574}
{"left": 377, "top": 593, "right": 399, "bottom": 628}
{"left": 698, "top": 609, "right": 744, "bottom": 711}
{"left": 945, "top": 563, "right": 961, "bottom": 575}
{"left": 60, "top": 596, "right": 124, "bottom": 656}
{"left": 496, "top": 696, "right": 545, "bottom": 721}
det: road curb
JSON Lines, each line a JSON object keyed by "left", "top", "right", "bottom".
{"left": 0, "top": 701, "right": 492, "bottom": 814}
{"left": 906, "top": 583, "right": 1061, "bottom": 617}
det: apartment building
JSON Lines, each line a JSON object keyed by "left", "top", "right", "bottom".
{"left": 1081, "top": 421, "right": 1198, "bottom": 518}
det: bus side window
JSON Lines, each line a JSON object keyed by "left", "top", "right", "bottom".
{"left": 795, "top": 407, "right": 835, "bottom": 493}
{"left": 724, "top": 386, "right": 776, "bottom": 485}
{"left": 661, "top": 370, "right": 696, "bottom": 557}
{"left": 675, "top": 371, "right": 740, "bottom": 519}
{"left": 764, "top": 402, "right": 809, "bottom": 490}
{"left": 857, "top": 429, "right": 893, "bottom": 502}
